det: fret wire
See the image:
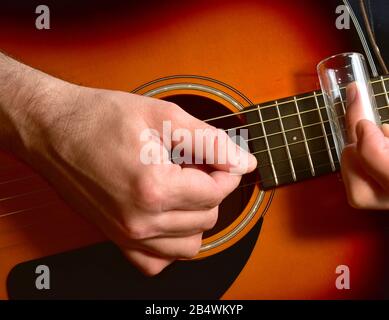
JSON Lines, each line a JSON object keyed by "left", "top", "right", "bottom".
{"left": 294, "top": 97, "right": 315, "bottom": 176}
{"left": 252, "top": 113, "right": 389, "bottom": 170}
{"left": 249, "top": 115, "right": 389, "bottom": 159}
{"left": 237, "top": 159, "right": 340, "bottom": 190}
{"left": 275, "top": 100, "right": 296, "bottom": 181}
{"left": 257, "top": 107, "right": 279, "bottom": 186}
{"left": 338, "top": 87, "right": 347, "bottom": 115}
{"left": 252, "top": 129, "right": 334, "bottom": 156}
{"left": 246, "top": 104, "right": 389, "bottom": 144}
{"left": 225, "top": 92, "right": 389, "bottom": 133}
{"left": 252, "top": 144, "right": 336, "bottom": 171}
{"left": 314, "top": 91, "right": 336, "bottom": 171}
{"left": 172, "top": 134, "right": 338, "bottom": 172}
{"left": 171, "top": 128, "right": 334, "bottom": 163}
{"left": 245, "top": 116, "right": 326, "bottom": 142}
{"left": 205, "top": 76, "right": 389, "bottom": 124}
{"left": 381, "top": 76, "right": 389, "bottom": 121}
{"left": 1, "top": 78, "right": 388, "bottom": 219}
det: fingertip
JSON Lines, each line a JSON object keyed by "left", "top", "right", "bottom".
{"left": 227, "top": 145, "right": 257, "bottom": 175}
{"left": 346, "top": 82, "right": 358, "bottom": 107}
{"left": 210, "top": 170, "right": 242, "bottom": 197}
{"left": 382, "top": 123, "right": 389, "bottom": 137}
{"left": 356, "top": 119, "right": 383, "bottom": 143}
{"left": 248, "top": 153, "right": 258, "bottom": 172}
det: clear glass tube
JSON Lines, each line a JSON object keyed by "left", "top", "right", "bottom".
{"left": 317, "top": 52, "right": 380, "bottom": 159}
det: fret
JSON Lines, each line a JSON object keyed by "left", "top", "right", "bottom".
{"left": 314, "top": 91, "right": 336, "bottom": 171}
{"left": 380, "top": 76, "right": 389, "bottom": 123}
{"left": 275, "top": 97, "right": 310, "bottom": 181}
{"left": 296, "top": 93, "right": 335, "bottom": 175}
{"left": 294, "top": 97, "right": 315, "bottom": 177}
{"left": 253, "top": 133, "right": 338, "bottom": 160}
{"left": 338, "top": 87, "right": 347, "bottom": 116}
{"left": 383, "top": 77, "right": 389, "bottom": 92}
{"left": 257, "top": 107, "right": 279, "bottom": 186}
{"left": 239, "top": 74, "right": 389, "bottom": 190}
{"left": 275, "top": 100, "right": 296, "bottom": 182}
{"left": 372, "top": 84, "right": 389, "bottom": 123}
{"left": 374, "top": 92, "right": 388, "bottom": 112}
{"left": 243, "top": 104, "right": 277, "bottom": 189}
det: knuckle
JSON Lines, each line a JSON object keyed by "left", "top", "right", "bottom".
{"left": 123, "top": 221, "right": 151, "bottom": 240}
{"left": 133, "top": 174, "right": 164, "bottom": 211}
{"left": 164, "top": 102, "right": 181, "bottom": 115}
{"left": 206, "top": 191, "right": 224, "bottom": 208}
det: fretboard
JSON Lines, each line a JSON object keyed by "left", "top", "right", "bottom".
{"left": 245, "top": 74, "right": 389, "bottom": 190}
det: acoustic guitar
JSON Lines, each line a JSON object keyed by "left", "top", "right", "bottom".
{"left": 0, "top": 0, "right": 388, "bottom": 299}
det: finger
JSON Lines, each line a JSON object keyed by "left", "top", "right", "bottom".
{"left": 341, "top": 145, "right": 389, "bottom": 209}
{"left": 154, "top": 206, "right": 218, "bottom": 236}
{"left": 345, "top": 82, "right": 365, "bottom": 143}
{"left": 161, "top": 165, "right": 229, "bottom": 210}
{"left": 172, "top": 109, "right": 257, "bottom": 174}
{"left": 356, "top": 119, "right": 389, "bottom": 192}
{"left": 121, "top": 248, "right": 174, "bottom": 276}
{"left": 210, "top": 170, "right": 242, "bottom": 196}
{"left": 181, "top": 163, "right": 242, "bottom": 196}
{"left": 382, "top": 123, "right": 389, "bottom": 137}
{"left": 139, "top": 233, "right": 203, "bottom": 259}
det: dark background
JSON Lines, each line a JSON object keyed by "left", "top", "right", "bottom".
{"left": 350, "top": 0, "right": 389, "bottom": 74}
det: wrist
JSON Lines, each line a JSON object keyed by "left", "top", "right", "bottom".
{"left": 0, "top": 54, "right": 74, "bottom": 157}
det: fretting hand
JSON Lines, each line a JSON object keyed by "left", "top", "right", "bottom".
{"left": 341, "top": 84, "right": 389, "bottom": 209}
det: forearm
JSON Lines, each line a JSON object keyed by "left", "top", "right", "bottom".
{"left": 0, "top": 52, "right": 71, "bottom": 155}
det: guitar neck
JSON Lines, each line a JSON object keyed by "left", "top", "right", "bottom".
{"left": 246, "top": 74, "right": 389, "bottom": 190}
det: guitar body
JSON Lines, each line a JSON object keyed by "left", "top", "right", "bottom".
{"left": 1, "top": 0, "right": 388, "bottom": 299}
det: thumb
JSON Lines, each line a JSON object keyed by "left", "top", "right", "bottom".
{"left": 172, "top": 108, "right": 257, "bottom": 174}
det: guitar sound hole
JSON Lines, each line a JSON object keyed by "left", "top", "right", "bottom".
{"left": 163, "top": 94, "right": 257, "bottom": 238}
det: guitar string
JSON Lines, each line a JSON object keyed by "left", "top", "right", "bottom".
{"left": 0, "top": 152, "right": 342, "bottom": 221}
{"left": 0, "top": 101, "right": 388, "bottom": 209}
{"left": 0, "top": 79, "right": 386, "bottom": 179}
{"left": 1, "top": 98, "right": 381, "bottom": 181}
{"left": 0, "top": 135, "right": 338, "bottom": 205}
{"left": 0, "top": 119, "right": 350, "bottom": 197}
{"left": 169, "top": 107, "right": 388, "bottom": 162}
{"left": 0, "top": 146, "right": 333, "bottom": 217}
{"left": 220, "top": 92, "right": 387, "bottom": 133}
{"left": 0, "top": 174, "right": 36, "bottom": 185}
{"left": 0, "top": 80, "right": 388, "bottom": 219}
{"left": 203, "top": 78, "right": 389, "bottom": 124}
{"left": 0, "top": 99, "right": 387, "bottom": 193}
{"left": 236, "top": 158, "right": 341, "bottom": 191}
{"left": 0, "top": 97, "right": 389, "bottom": 185}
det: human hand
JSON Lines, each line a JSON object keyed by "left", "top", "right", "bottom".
{"left": 6, "top": 71, "right": 257, "bottom": 275}
{"left": 341, "top": 83, "right": 389, "bottom": 210}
